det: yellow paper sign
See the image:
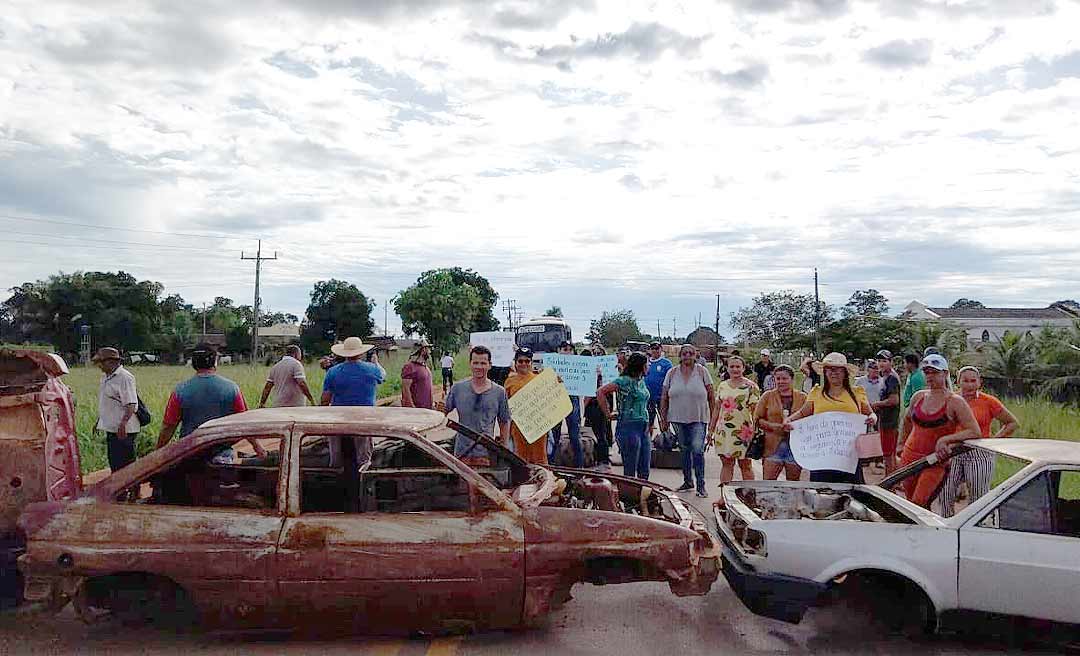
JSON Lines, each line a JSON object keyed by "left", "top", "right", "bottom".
{"left": 507, "top": 368, "right": 573, "bottom": 444}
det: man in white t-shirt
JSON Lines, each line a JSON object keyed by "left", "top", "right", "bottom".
{"left": 440, "top": 352, "right": 455, "bottom": 395}
{"left": 259, "top": 345, "right": 316, "bottom": 408}
{"left": 854, "top": 360, "right": 884, "bottom": 431}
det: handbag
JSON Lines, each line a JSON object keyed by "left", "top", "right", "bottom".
{"left": 135, "top": 396, "right": 153, "bottom": 427}
{"left": 745, "top": 428, "right": 766, "bottom": 460}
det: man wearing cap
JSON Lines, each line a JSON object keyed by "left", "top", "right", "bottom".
{"left": 754, "top": 349, "right": 776, "bottom": 391}
{"left": 871, "top": 349, "right": 902, "bottom": 474}
{"left": 320, "top": 337, "right": 386, "bottom": 407}
{"left": 401, "top": 341, "right": 434, "bottom": 409}
{"left": 548, "top": 340, "right": 584, "bottom": 467}
{"left": 644, "top": 342, "right": 672, "bottom": 436}
{"left": 93, "top": 347, "right": 140, "bottom": 472}
{"left": 157, "top": 343, "right": 249, "bottom": 449}
{"left": 259, "top": 345, "right": 315, "bottom": 408}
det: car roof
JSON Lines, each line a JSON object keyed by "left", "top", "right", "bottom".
{"left": 969, "top": 438, "right": 1080, "bottom": 465}
{"left": 199, "top": 406, "right": 447, "bottom": 433}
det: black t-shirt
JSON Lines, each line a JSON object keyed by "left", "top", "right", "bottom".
{"left": 878, "top": 372, "right": 902, "bottom": 429}
{"left": 753, "top": 361, "right": 775, "bottom": 389}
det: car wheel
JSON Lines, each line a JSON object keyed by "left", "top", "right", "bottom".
{"left": 74, "top": 574, "right": 196, "bottom": 629}
{"left": 840, "top": 571, "right": 937, "bottom": 637}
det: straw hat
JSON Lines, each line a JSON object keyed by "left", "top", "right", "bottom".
{"left": 331, "top": 336, "right": 375, "bottom": 358}
{"left": 812, "top": 352, "right": 859, "bottom": 377}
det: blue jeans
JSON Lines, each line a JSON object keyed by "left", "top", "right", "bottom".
{"left": 549, "top": 396, "right": 584, "bottom": 467}
{"left": 674, "top": 422, "right": 706, "bottom": 492}
{"left": 616, "top": 420, "right": 650, "bottom": 480}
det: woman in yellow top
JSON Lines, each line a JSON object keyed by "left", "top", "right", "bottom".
{"left": 783, "top": 352, "right": 876, "bottom": 484}
{"left": 709, "top": 356, "right": 760, "bottom": 484}
{"left": 504, "top": 347, "right": 548, "bottom": 465}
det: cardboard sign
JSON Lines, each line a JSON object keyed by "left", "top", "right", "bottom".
{"left": 469, "top": 331, "right": 516, "bottom": 368}
{"left": 507, "top": 368, "right": 573, "bottom": 444}
{"left": 789, "top": 411, "right": 865, "bottom": 474}
{"left": 540, "top": 353, "right": 601, "bottom": 396}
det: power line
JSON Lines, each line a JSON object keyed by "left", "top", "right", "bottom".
{"left": 0, "top": 212, "right": 239, "bottom": 241}
{"left": 0, "top": 238, "right": 247, "bottom": 257}
{"left": 0, "top": 229, "right": 235, "bottom": 252}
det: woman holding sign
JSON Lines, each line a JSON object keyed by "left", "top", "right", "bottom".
{"left": 709, "top": 355, "right": 760, "bottom": 485}
{"left": 754, "top": 364, "right": 807, "bottom": 481}
{"left": 504, "top": 347, "right": 549, "bottom": 464}
{"left": 783, "top": 352, "right": 875, "bottom": 484}
{"left": 597, "top": 352, "right": 651, "bottom": 480}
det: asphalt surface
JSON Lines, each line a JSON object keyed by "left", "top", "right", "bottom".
{"left": 0, "top": 425, "right": 1068, "bottom": 654}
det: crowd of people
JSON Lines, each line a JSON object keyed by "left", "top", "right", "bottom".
{"left": 91, "top": 334, "right": 1020, "bottom": 515}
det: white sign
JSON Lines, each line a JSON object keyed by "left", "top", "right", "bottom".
{"left": 789, "top": 411, "right": 865, "bottom": 474}
{"left": 540, "top": 353, "right": 599, "bottom": 396}
{"left": 469, "top": 331, "right": 516, "bottom": 368}
{"left": 597, "top": 355, "right": 620, "bottom": 386}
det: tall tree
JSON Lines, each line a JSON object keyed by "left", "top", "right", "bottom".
{"left": 443, "top": 267, "right": 500, "bottom": 332}
{"left": 841, "top": 289, "right": 889, "bottom": 318}
{"left": 729, "top": 290, "right": 835, "bottom": 349}
{"left": 395, "top": 270, "right": 484, "bottom": 353}
{"left": 587, "top": 310, "right": 644, "bottom": 346}
{"left": 821, "top": 316, "right": 911, "bottom": 359}
{"left": 300, "top": 279, "right": 375, "bottom": 355}
{"left": 983, "top": 332, "right": 1036, "bottom": 397}
{"left": 544, "top": 306, "right": 564, "bottom": 318}
{"left": 950, "top": 298, "right": 986, "bottom": 310}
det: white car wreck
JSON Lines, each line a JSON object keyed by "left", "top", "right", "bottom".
{"left": 715, "top": 439, "right": 1080, "bottom": 633}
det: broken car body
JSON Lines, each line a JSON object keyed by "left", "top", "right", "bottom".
{"left": 715, "top": 439, "right": 1080, "bottom": 631}
{"left": 17, "top": 406, "right": 718, "bottom": 632}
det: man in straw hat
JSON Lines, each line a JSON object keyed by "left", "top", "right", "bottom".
{"left": 401, "top": 340, "right": 434, "bottom": 410}
{"left": 321, "top": 336, "right": 386, "bottom": 468}
{"left": 92, "top": 347, "right": 140, "bottom": 472}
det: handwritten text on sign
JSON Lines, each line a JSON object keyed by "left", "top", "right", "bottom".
{"left": 469, "top": 331, "right": 516, "bottom": 368}
{"left": 789, "top": 411, "right": 865, "bottom": 474}
{"left": 597, "top": 355, "right": 620, "bottom": 386}
{"left": 540, "top": 353, "right": 601, "bottom": 396}
{"left": 507, "top": 368, "right": 573, "bottom": 444}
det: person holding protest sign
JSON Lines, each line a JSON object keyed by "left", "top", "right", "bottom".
{"left": 754, "top": 364, "right": 807, "bottom": 481}
{"left": 597, "top": 352, "right": 651, "bottom": 480}
{"left": 443, "top": 345, "right": 512, "bottom": 468}
{"left": 783, "top": 352, "right": 875, "bottom": 484}
{"left": 548, "top": 340, "right": 585, "bottom": 467}
{"left": 504, "top": 347, "right": 549, "bottom": 464}
{"left": 659, "top": 344, "right": 715, "bottom": 497}
{"left": 582, "top": 350, "right": 614, "bottom": 471}
{"left": 897, "top": 354, "right": 981, "bottom": 509}
{"left": 939, "top": 366, "right": 1018, "bottom": 516}
{"left": 709, "top": 355, "right": 760, "bottom": 484}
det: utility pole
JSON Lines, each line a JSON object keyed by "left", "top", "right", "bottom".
{"left": 202, "top": 302, "right": 207, "bottom": 339}
{"left": 814, "top": 267, "right": 821, "bottom": 357}
{"left": 657, "top": 319, "right": 662, "bottom": 340}
{"left": 715, "top": 294, "right": 721, "bottom": 366}
{"left": 241, "top": 240, "right": 277, "bottom": 362}
{"left": 502, "top": 299, "right": 516, "bottom": 330}
{"left": 384, "top": 300, "right": 389, "bottom": 337}
{"left": 672, "top": 317, "right": 676, "bottom": 341}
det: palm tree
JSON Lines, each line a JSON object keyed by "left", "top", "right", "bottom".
{"left": 909, "top": 321, "right": 967, "bottom": 361}
{"left": 1037, "top": 319, "right": 1080, "bottom": 400}
{"left": 982, "top": 332, "right": 1036, "bottom": 397}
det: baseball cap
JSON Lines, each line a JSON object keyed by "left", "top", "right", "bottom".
{"left": 91, "top": 347, "right": 121, "bottom": 362}
{"left": 920, "top": 354, "right": 949, "bottom": 371}
{"left": 866, "top": 360, "right": 879, "bottom": 369}
{"left": 875, "top": 349, "right": 893, "bottom": 360}
{"left": 923, "top": 346, "right": 941, "bottom": 357}
{"left": 760, "top": 348, "right": 771, "bottom": 356}
{"left": 649, "top": 341, "right": 661, "bottom": 349}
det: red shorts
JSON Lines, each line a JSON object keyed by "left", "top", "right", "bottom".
{"left": 879, "top": 428, "right": 899, "bottom": 457}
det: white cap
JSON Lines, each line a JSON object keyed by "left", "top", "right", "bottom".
{"left": 760, "top": 348, "right": 771, "bottom": 356}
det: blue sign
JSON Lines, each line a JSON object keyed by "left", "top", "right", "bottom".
{"left": 540, "top": 353, "right": 600, "bottom": 397}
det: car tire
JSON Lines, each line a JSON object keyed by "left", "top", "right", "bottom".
{"left": 74, "top": 574, "right": 197, "bottom": 629}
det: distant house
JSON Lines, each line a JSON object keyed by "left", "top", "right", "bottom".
{"left": 256, "top": 324, "right": 301, "bottom": 351}
{"left": 902, "top": 300, "right": 1080, "bottom": 347}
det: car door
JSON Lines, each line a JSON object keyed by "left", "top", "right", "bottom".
{"left": 275, "top": 431, "right": 525, "bottom": 633}
{"left": 958, "top": 467, "right": 1080, "bottom": 624}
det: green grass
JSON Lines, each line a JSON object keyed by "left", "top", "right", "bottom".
{"left": 64, "top": 349, "right": 474, "bottom": 474}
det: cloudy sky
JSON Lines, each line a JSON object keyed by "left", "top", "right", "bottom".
{"left": 2, "top": 0, "right": 1079, "bottom": 340}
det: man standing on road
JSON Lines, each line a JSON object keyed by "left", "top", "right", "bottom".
{"left": 259, "top": 345, "right": 315, "bottom": 408}
{"left": 443, "top": 345, "right": 511, "bottom": 468}
{"left": 401, "top": 341, "right": 434, "bottom": 409}
{"left": 902, "top": 352, "right": 925, "bottom": 409}
{"left": 157, "top": 343, "right": 250, "bottom": 449}
{"left": 644, "top": 342, "right": 672, "bottom": 436}
{"left": 854, "top": 359, "right": 884, "bottom": 424}
{"left": 440, "top": 351, "right": 455, "bottom": 396}
{"left": 754, "top": 348, "right": 776, "bottom": 391}
{"left": 548, "top": 340, "right": 584, "bottom": 467}
{"left": 93, "top": 347, "right": 140, "bottom": 472}
{"left": 872, "top": 349, "right": 902, "bottom": 474}
{"left": 321, "top": 337, "right": 386, "bottom": 467}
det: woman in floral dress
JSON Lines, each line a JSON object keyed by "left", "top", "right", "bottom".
{"left": 709, "top": 355, "right": 760, "bottom": 484}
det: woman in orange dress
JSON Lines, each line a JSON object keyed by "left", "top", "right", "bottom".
{"left": 504, "top": 347, "right": 549, "bottom": 464}
{"left": 898, "top": 354, "right": 981, "bottom": 509}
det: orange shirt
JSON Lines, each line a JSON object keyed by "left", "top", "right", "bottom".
{"left": 964, "top": 392, "right": 1006, "bottom": 438}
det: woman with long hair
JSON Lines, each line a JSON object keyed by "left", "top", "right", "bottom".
{"left": 784, "top": 352, "right": 875, "bottom": 483}
{"left": 597, "top": 352, "right": 651, "bottom": 480}
{"left": 897, "top": 355, "right": 981, "bottom": 508}
{"left": 754, "top": 364, "right": 807, "bottom": 481}
{"left": 939, "top": 365, "right": 1018, "bottom": 516}
{"left": 709, "top": 355, "right": 760, "bottom": 484}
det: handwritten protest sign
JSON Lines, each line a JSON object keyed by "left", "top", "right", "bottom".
{"left": 507, "top": 368, "right": 573, "bottom": 444}
{"left": 540, "top": 353, "right": 599, "bottom": 396}
{"left": 789, "top": 411, "right": 865, "bottom": 473}
{"left": 469, "top": 331, "right": 516, "bottom": 367}
{"left": 597, "top": 355, "right": 619, "bottom": 385}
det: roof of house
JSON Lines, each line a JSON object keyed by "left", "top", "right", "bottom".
{"left": 256, "top": 323, "right": 300, "bottom": 337}
{"left": 927, "top": 307, "right": 1072, "bottom": 320}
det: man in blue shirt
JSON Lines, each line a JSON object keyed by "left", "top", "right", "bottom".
{"left": 644, "top": 342, "right": 673, "bottom": 437}
{"left": 321, "top": 336, "right": 386, "bottom": 468}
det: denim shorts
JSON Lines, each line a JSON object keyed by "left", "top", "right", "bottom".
{"left": 767, "top": 440, "right": 797, "bottom": 465}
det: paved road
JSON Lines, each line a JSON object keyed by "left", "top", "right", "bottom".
{"left": 0, "top": 427, "right": 1061, "bottom": 654}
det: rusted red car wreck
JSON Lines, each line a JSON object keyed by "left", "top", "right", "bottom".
{"left": 17, "top": 407, "right": 719, "bottom": 632}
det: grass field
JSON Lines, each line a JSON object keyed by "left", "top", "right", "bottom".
{"left": 65, "top": 349, "right": 474, "bottom": 474}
